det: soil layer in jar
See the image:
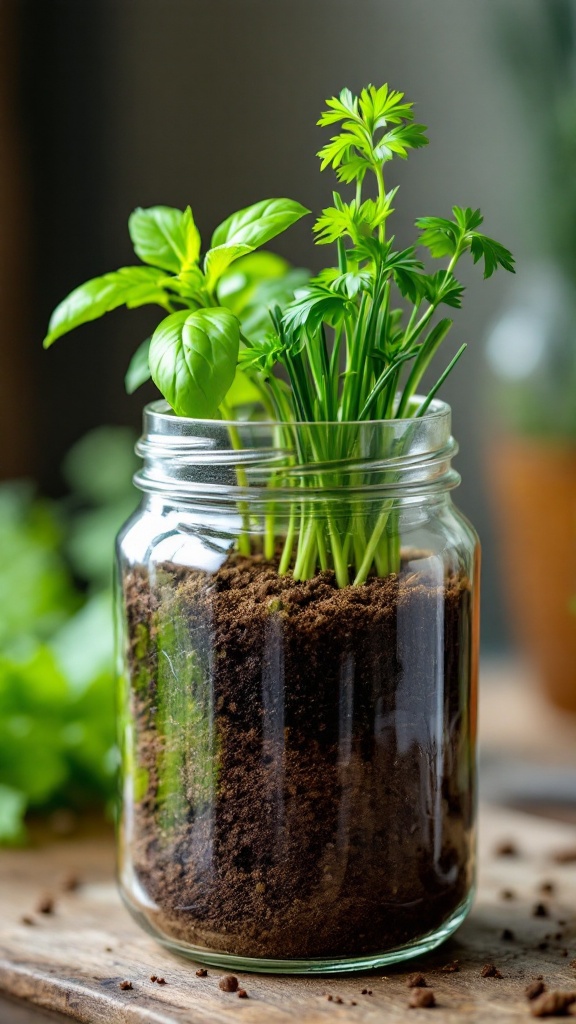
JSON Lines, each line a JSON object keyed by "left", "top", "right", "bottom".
{"left": 121, "top": 554, "right": 475, "bottom": 961}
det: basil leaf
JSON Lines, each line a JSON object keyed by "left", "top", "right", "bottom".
{"left": 149, "top": 308, "right": 240, "bottom": 417}
{"left": 211, "top": 198, "right": 309, "bottom": 250}
{"left": 43, "top": 267, "right": 170, "bottom": 348}
{"left": 203, "top": 243, "right": 253, "bottom": 290}
{"left": 225, "top": 365, "right": 262, "bottom": 408}
{"left": 217, "top": 250, "right": 290, "bottom": 313}
{"left": 128, "top": 205, "right": 201, "bottom": 273}
{"left": 167, "top": 266, "right": 205, "bottom": 303}
{"left": 124, "top": 337, "right": 151, "bottom": 394}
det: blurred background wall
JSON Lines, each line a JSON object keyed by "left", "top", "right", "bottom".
{"left": 0, "top": 0, "right": 566, "bottom": 651}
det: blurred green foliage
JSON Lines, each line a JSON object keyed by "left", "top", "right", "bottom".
{"left": 0, "top": 427, "right": 139, "bottom": 842}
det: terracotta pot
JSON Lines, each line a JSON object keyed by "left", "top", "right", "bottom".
{"left": 487, "top": 437, "right": 576, "bottom": 713}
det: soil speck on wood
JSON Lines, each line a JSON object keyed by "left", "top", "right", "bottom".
{"left": 441, "top": 960, "right": 460, "bottom": 972}
{"left": 409, "top": 988, "right": 436, "bottom": 1008}
{"left": 495, "top": 840, "right": 519, "bottom": 857}
{"left": 500, "top": 889, "right": 516, "bottom": 900}
{"left": 551, "top": 848, "right": 576, "bottom": 865}
{"left": 540, "top": 881, "right": 555, "bottom": 896}
{"left": 481, "top": 964, "right": 503, "bottom": 978}
{"left": 219, "top": 975, "right": 239, "bottom": 992}
{"left": 526, "top": 981, "right": 547, "bottom": 1000}
{"left": 62, "top": 873, "right": 80, "bottom": 892}
{"left": 530, "top": 990, "right": 576, "bottom": 1017}
{"left": 407, "top": 973, "right": 427, "bottom": 987}
{"left": 36, "top": 896, "right": 54, "bottom": 915}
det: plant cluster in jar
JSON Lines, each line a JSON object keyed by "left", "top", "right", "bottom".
{"left": 44, "top": 83, "right": 514, "bottom": 584}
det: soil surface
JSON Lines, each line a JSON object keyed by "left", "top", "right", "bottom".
{"left": 121, "top": 555, "right": 475, "bottom": 960}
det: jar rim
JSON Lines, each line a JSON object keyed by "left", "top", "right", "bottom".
{"left": 134, "top": 397, "right": 459, "bottom": 507}
{"left": 141, "top": 397, "right": 451, "bottom": 429}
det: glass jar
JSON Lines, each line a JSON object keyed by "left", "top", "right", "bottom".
{"left": 116, "top": 399, "right": 479, "bottom": 974}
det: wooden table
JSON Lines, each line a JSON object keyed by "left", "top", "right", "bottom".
{"left": 1, "top": 805, "right": 576, "bottom": 1023}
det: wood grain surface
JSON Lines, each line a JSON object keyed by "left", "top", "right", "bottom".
{"left": 1, "top": 806, "right": 576, "bottom": 1023}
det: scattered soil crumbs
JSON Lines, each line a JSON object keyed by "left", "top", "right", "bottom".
{"left": 409, "top": 988, "right": 436, "bottom": 1008}
{"left": 407, "top": 973, "right": 427, "bottom": 987}
{"left": 20, "top": 916, "right": 34, "bottom": 926}
{"left": 441, "top": 960, "right": 460, "bottom": 973}
{"left": 119, "top": 981, "right": 133, "bottom": 991}
{"left": 219, "top": 975, "right": 239, "bottom": 992}
{"left": 237, "top": 989, "right": 248, "bottom": 999}
{"left": 530, "top": 991, "right": 576, "bottom": 1017}
{"left": 121, "top": 555, "right": 474, "bottom": 960}
{"left": 501, "top": 928, "right": 515, "bottom": 941}
{"left": 534, "top": 903, "right": 550, "bottom": 918}
{"left": 62, "top": 873, "right": 79, "bottom": 892}
{"left": 540, "top": 882, "right": 556, "bottom": 896}
{"left": 195, "top": 968, "right": 208, "bottom": 977}
{"left": 495, "top": 840, "right": 519, "bottom": 857}
{"left": 526, "top": 981, "right": 547, "bottom": 1001}
{"left": 551, "top": 849, "right": 576, "bottom": 865}
{"left": 36, "top": 896, "right": 54, "bottom": 915}
{"left": 500, "top": 889, "right": 515, "bottom": 900}
{"left": 481, "top": 964, "right": 503, "bottom": 978}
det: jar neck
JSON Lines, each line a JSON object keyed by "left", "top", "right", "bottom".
{"left": 134, "top": 399, "right": 460, "bottom": 513}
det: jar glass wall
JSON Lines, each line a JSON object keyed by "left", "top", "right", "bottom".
{"left": 116, "top": 400, "right": 479, "bottom": 973}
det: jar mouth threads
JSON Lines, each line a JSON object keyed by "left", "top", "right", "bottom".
{"left": 133, "top": 398, "right": 460, "bottom": 506}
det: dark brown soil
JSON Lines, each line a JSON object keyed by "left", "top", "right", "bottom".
{"left": 526, "top": 981, "right": 547, "bottom": 1001}
{"left": 408, "top": 988, "right": 436, "bottom": 1008}
{"left": 218, "top": 975, "right": 239, "bottom": 992}
{"left": 407, "top": 973, "right": 427, "bottom": 988}
{"left": 36, "top": 896, "right": 54, "bottom": 915}
{"left": 530, "top": 991, "right": 576, "bottom": 1017}
{"left": 481, "top": 963, "right": 503, "bottom": 978}
{"left": 121, "top": 554, "right": 475, "bottom": 961}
